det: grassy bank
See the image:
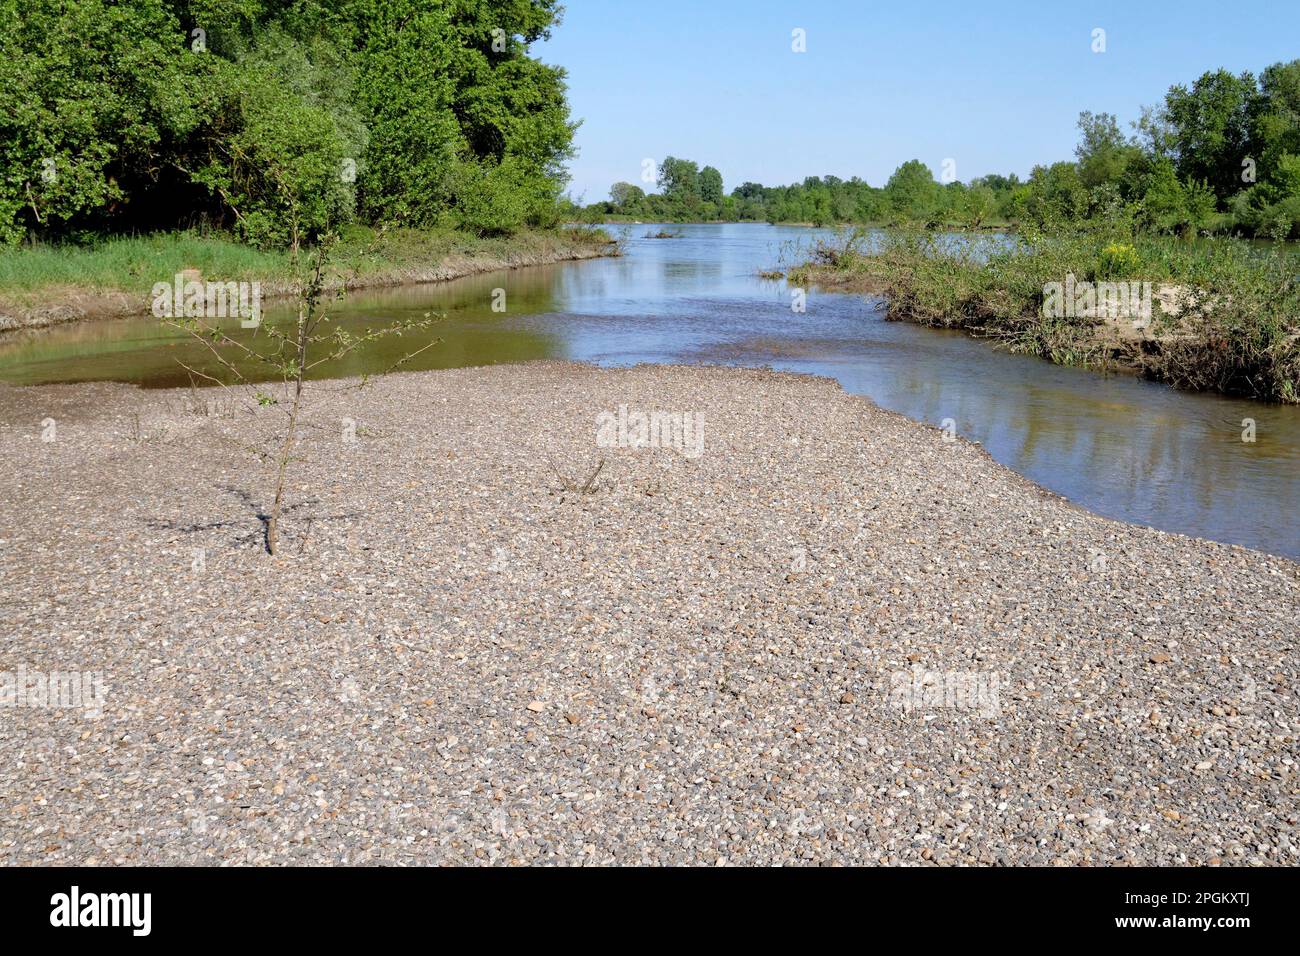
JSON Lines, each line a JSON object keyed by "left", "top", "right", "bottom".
{"left": 0, "top": 225, "right": 617, "bottom": 331}
{"left": 790, "top": 230, "right": 1300, "bottom": 403}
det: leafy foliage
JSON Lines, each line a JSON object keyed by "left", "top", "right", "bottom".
{"left": 0, "top": 0, "right": 577, "bottom": 246}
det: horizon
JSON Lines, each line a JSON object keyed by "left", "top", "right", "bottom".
{"left": 541, "top": 0, "right": 1300, "bottom": 200}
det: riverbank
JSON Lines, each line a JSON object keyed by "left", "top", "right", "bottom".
{"left": 790, "top": 231, "right": 1300, "bottom": 403}
{"left": 0, "top": 227, "right": 618, "bottom": 333}
{"left": 1, "top": 362, "right": 1294, "bottom": 865}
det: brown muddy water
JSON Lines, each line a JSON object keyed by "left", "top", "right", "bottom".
{"left": 0, "top": 223, "right": 1296, "bottom": 559}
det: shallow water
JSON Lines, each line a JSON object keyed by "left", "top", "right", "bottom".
{"left": 1, "top": 223, "right": 1297, "bottom": 558}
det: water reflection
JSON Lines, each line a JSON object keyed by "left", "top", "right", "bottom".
{"left": 0, "top": 223, "right": 1296, "bottom": 557}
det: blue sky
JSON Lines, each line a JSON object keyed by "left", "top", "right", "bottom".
{"left": 537, "top": 0, "right": 1300, "bottom": 202}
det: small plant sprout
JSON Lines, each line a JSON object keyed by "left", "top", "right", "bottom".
{"left": 164, "top": 214, "right": 439, "bottom": 555}
{"left": 549, "top": 458, "right": 606, "bottom": 497}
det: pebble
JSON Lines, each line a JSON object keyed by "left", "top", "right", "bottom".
{"left": 0, "top": 363, "right": 1294, "bottom": 866}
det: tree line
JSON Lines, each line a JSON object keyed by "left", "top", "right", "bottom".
{"left": 582, "top": 59, "right": 1300, "bottom": 240}
{"left": 0, "top": 0, "right": 577, "bottom": 247}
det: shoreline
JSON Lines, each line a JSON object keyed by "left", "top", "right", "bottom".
{"left": 1, "top": 361, "right": 1294, "bottom": 864}
{"left": 788, "top": 243, "right": 1300, "bottom": 405}
{"left": 0, "top": 233, "right": 619, "bottom": 335}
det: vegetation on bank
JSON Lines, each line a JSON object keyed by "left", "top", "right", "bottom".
{"left": 575, "top": 59, "right": 1300, "bottom": 240}
{"left": 0, "top": 1, "right": 625, "bottom": 325}
{"left": 1, "top": 1, "right": 576, "bottom": 247}
{"left": 0, "top": 225, "right": 614, "bottom": 315}
{"left": 790, "top": 229, "right": 1300, "bottom": 403}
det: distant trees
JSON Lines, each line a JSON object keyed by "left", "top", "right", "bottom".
{"left": 884, "top": 160, "right": 942, "bottom": 223}
{"left": 658, "top": 157, "right": 700, "bottom": 202}
{"left": 610, "top": 182, "right": 645, "bottom": 210}
{"left": 586, "top": 158, "right": 1005, "bottom": 227}
{"left": 579, "top": 57, "right": 1300, "bottom": 239}
{"left": 699, "top": 166, "right": 724, "bottom": 206}
{"left": 1006, "top": 59, "right": 1300, "bottom": 239}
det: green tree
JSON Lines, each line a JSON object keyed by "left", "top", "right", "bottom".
{"left": 699, "top": 165, "right": 723, "bottom": 206}
{"left": 961, "top": 185, "right": 995, "bottom": 228}
{"left": 0, "top": 0, "right": 580, "bottom": 245}
{"left": 1075, "top": 111, "right": 1140, "bottom": 189}
{"left": 1133, "top": 158, "right": 1215, "bottom": 236}
{"left": 657, "top": 156, "right": 700, "bottom": 203}
{"left": 1020, "top": 162, "right": 1089, "bottom": 228}
{"left": 884, "top": 160, "right": 940, "bottom": 223}
{"left": 1253, "top": 60, "right": 1300, "bottom": 171}
{"left": 0, "top": 0, "right": 199, "bottom": 243}
{"left": 1164, "top": 68, "right": 1257, "bottom": 203}
{"left": 609, "top": 181, "right": 645, "bottom": 211}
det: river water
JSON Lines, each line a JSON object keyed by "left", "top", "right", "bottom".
{"left": 1, "top": 223, "right": 1296, "bottom": 558}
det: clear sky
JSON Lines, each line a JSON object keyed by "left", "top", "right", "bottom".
{"left": 537, "top": 0, "right": 1300, "bottom": 202}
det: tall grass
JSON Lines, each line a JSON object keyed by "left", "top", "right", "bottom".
{"left": 790, "top": 228, "right": 1300, "bottom": 403}
{"left": 0, "top": 233, "right": 283, "bottom": 294}
{"left": 0, "top": 225, "right": 616, "bottom": 306}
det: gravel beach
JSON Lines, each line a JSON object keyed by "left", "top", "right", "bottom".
{"left": 1, "top": 362, "right": 1296, "bottom": 865}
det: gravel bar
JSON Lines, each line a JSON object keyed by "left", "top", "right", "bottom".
{"left": 0, "top": 362, "right": 1296, "bottom": 865}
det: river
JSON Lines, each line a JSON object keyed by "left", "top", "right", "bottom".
{"left": 1, "top": 223, "right": 1296, "bottom": 558}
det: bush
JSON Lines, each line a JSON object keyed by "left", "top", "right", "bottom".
{"left": 794, "top": 229, "right": 1300, "bottom": 402}
{"left": 0, "top": 0, "right": 199, "bottom": 243}
{"left": 191, "top": 62, "right": 355, "bottom": 247}
{"left": 1097, "top": 242, "right": 1140, "bottom": 278}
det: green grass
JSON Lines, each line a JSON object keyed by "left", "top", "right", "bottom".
{"left": 791, "top": 228, "right": 1300, "bottom": 403}
{"left": 0, "top": 233, "right": 283, "bottom": 296}
{"left": 0, "top": 225, "right": 615, "bottom": 306}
